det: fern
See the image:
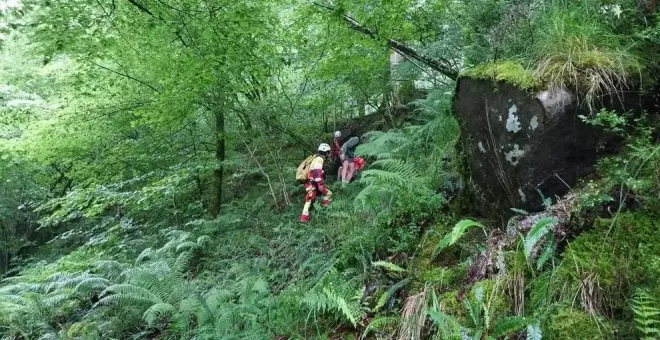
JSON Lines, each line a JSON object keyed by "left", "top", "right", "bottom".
{"left": 434, "top": 219, "right": 486, "bottom": 256}
{"left": 302, "top": 267, "right": 364, "bottom": 327}
{"left": 524, "top": 217, "right": 557, "bottom": 261}
{"left": 323, "top": 287, "right": 359, "bottom": 326}
{"left": 535, "top": 236, "right": 555, "bottom": 270}
{"left": 98, "top": 283, "right": 162, "bottom": 307}
{"left": 143, "top": 302, "right": 175, "bottom": 326}
{"left": 428, "top": 309, "right": 463, "bottom": 339}
{"left": 361, "top": 316, "right": 400, "bottom": 339}
{"left": 491, "top": 316, "right": 533, "bottom": 337}
{"left": 526, "top": 321, "right": 543, "bottom": 340}
{"left": 374, "top": 278, "right": 409, "bottom": 312}
{"left": 136, "top": 248, "right": 155, "bottom": 263}
{"left": 631, "top": 289, "right": 660, "bottom": 339}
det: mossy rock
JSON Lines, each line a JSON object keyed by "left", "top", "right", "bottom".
{"left": 462, "top": 60, "right": 539, "bottom": 91}
{"left": 545, "top": 307, "right": 615, "bottom": 339}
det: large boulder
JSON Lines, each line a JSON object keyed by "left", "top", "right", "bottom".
{"left": 452, "top": 77, "right": 622, "bottom": 219}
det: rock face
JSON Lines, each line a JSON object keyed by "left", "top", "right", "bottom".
{"left": 453, "top": 77, "right": 618, "bottom": 219}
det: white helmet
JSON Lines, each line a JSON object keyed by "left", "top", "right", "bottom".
{"left": 318, "top": 143, "right": 331, "bottom": 152}
{"left": 333, "top": 131, "right": 341, "bottom": 138}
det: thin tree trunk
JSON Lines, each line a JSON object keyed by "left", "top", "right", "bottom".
{"left": 210, "top": 109, "right": 225, "bottom": 217}
{"left": 357, "top": 96, "right": 366, "bottom": 118}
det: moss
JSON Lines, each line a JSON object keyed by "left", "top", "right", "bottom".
{"left": 545, "top": 307, "right": 615, "bottom": 339}
{"left": 551, "top": 212, "right": 659, "bottom": 323}
{"left": 439, "top": 290, "right": 465, "bottom": 318}
{"left": 462, "top": 60, "right": 540, "bottom": 90}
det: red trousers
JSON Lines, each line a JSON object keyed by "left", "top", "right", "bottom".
{"left": 300, "top": 181, "right": 332, "bottom": 220}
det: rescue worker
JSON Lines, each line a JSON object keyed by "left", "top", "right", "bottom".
{"left": 299, "top": 143, "right": 333, "bottom": 222}
{"left": 331, "top": 131, "right": 343, "bottom": 181}
{"left": 339, "top": 136, "right": 360, "bottom": 184}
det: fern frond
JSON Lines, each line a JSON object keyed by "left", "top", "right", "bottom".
{"left": 74, "top": 277, "right": 111, "bottom": 294}
{"left": 174, "top": 251, "right": 193, "bottom": 273}
{"left": 491, "top": 316, "right": 533, "bottom": 337}
{"left": 196, "top": 235, "right": 211, "bottom": 248}
{"left": 434, "top": 219, "right": 486, "bottom": 256}
{"left": 361, "top": 316, "right": 399, "bottom": 339}
{"left": 301, "top": 291, "right": 331, "bottom": 313}
{"left": 41, "top": 293, "right": 72, "bottom": 309}
{"left": 323, "top": 287, "right": 358, "bottom": 327}
{"left": 375, "top": 279, "right": 409, "bottom": 312}
{"left": 93, "top": 260, "right": 125, "bottom": 279}
{"left": 0, "top": 282, "right": 46, "bottom": 294}
{"left": 428, "top": 308, "right": 463, "bottom": 339}
{"left": 175, "top": 241, "right": 198, "bottom": 253}
{"left": 631, "top": 289, "right": 660, "bottom": 339}
{"left": 98, "top": 284, "right": 162, "bottom": 307}
{"left": 536, "top": 235, "right": 555, "bottom": 270}
{"left": 136, "top": 248, "right": 155, "bottom": 264}
{"left": 527, "top": 321, "right": 543, "bottom": 340}
{"left": 524, "top": 217, "right": 557, "bottom": 260}
{"left": 143, "top": 302, "right": 175, "bottom": 326}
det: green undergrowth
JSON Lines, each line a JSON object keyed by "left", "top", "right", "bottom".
{"left": 1, "top": 88, "right": 658, "bottom": 339}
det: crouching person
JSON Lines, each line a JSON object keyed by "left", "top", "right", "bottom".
{"left": 299, "top": 143, "right": 333, "bottom": 222}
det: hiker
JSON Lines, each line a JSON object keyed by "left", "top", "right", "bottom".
{"left": 339, "top": 136, "right": 360, "bottom": 184}
{"left": 330, "top": 131, "right": 343, "bottom": 180}
{"left": 331, "top": 130, "right": 342, "bottom": 162}
{"left": 299, "top": 143, "right": 333, "bottom": 222}
{"left": 338, "top": 155, "right": 367, "bottom": 182}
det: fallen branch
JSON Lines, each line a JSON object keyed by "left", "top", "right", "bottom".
{"left": 313, "top": 2, "right": 458, "bottom": 80}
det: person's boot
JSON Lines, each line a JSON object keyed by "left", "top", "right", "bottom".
{"left": 320, "top": 199, "right": 331, "bottom": 207}
{"left": 299, "top": 214, "right": 310, "bottom": 222}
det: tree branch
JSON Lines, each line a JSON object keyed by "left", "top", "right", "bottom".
{"left": 91, "top": 61, "right": 161, "bottom": 93}
{"left": 313, "top": 2, "right": 458, "bottom": 80}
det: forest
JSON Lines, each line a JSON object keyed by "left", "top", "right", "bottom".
{"left": 0, "top": 0, "right": 658, "bottom": 339}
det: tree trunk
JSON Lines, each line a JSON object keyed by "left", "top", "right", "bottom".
{"left": 357, "top": 95, "right": 366, "bottom": 118}
{"left": 389, "top": 50, "right": 405, "bottom": 107}
{"left": 210, "top": 109, "right": 225, "bottom": 217}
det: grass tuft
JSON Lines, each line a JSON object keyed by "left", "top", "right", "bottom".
{"left": 531, "top": 5, "right": 641, "bottom": 112}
